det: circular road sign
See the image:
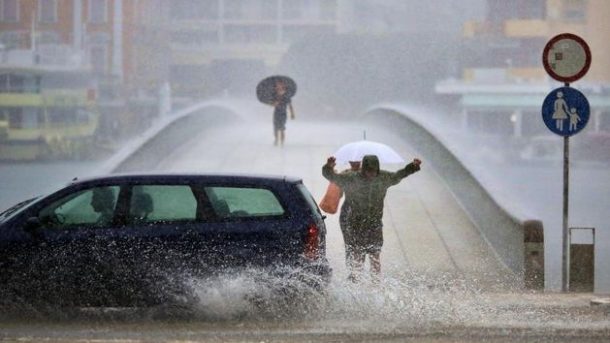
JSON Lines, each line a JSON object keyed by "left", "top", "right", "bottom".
{"left": 541, "top": 87, "right": 590, "bottom": 137}
{"left": 543, "top": 33, "right": 591, "bottom": 83}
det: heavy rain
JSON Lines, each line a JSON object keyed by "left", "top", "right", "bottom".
{"left": 0, "top": 0, "right": 609, "bottom": 342}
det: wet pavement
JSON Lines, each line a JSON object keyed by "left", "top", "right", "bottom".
{"left": 0, "top": 283, "right": 608, "bottom": 342}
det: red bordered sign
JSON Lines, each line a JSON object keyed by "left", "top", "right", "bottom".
{"left": 542, "top": 33, "right": 591, "bottom": 83}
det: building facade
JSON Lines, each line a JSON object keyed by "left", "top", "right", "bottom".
{"left": 0, "top": 0, "right": 170, "bottom": 157}
{"left": 167, "top": 0, "right": 350, "bottom": 97}
{"left": 435, "top": 0, "right": 610, "bottom": 142}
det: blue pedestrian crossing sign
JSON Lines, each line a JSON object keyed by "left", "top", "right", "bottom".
{"left": 541, "top": 87, "right": 589, "bottom": 137}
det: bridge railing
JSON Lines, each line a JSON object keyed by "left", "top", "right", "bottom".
{"left": 99, "top": 98, "right": 254, "bottom": 174}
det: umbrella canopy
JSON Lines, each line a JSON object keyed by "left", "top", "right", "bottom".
{"left": 256, "top": 75, "right": 297, "bottom": 105}
{"left": 334, "top": 140, "right": 405, "bottom": 164}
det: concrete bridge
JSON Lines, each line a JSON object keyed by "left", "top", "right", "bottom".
{"left": 101, "top": 98, "right": 544, "bottom": 290}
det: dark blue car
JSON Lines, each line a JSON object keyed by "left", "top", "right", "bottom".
{"left": 0, "top": 173, "right": 331, "bottom": 307}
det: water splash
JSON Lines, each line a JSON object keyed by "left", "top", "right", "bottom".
{"left": 156, "top": 268, "right": 486, "bottom": 326}
{"left": 1, "top": 267, "right": 606, "bottom": 334}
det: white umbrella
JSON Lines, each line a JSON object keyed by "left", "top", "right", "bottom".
{"left": 334, "top": 140, "right": 405, "bottom": 164}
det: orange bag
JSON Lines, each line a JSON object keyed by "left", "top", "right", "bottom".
{"left": 319, "top": 182, "right": 343, "bottom": 214}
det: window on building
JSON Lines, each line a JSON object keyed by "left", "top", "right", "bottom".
{"left": 171, "top": 0, "right": 213, "bottom": 20}
{"left": 282, "top": 24, "right": 334, "bottom": 44}
{"left": 0, "top": 108, "right": 39, "bottom": 129}
{"left": 89, "top": 0, "right": 108, "bottom": 24}
{"left": 229, "top": 0, "right": 267, "bottom": 20}
{"left": 36, "top": 31, "right": 60, "bottom": 45}
{"left": 225, "top": 25, "right": 275, "bottom": 44}
{"left": 0, "top": 73, "right": 33, "bottom": 93}
{"left": 6, "top": 108, "right": 20, "bottom": 128}
{"left": 171, "top": 31, "right": 193, "bottom": 45}
{"left": 0, "top": 0, "right": 19, "bottom": 22}
{"left": 487, "top": 0, "right": 545, "bottom": 21}
{"left": 261, "top": 0, "right": 278, "bottom": 20}
{"left": 513, "top": 37, "right": 547, "bottom": 67}
{"left": 0, "top": 74, "right": 9, "bottom": 92}
{"left": 224, "top": 25, "right": 247, "bottom": 43}
{"left": 224, "top": 0, "right": 246, "bottom": 19}
{"left": 282, "top": 0, "right": 304, "bottom": 19}
{"left": 21, "top": 107, "right": 42, "bottom": 128}
{"left": 171, "top": 29, "right": 219, "bottom": 45}
{"left": 38, "top": 0, "right": 58, "bottom": 23}
{"left": 90, "top": 45, "right": 107, "bottom": 75}
{"left": 319, "top": 0, "right": 337, "bottom": 20}
{"left": 0, "top": 31, "right": 27, "bottom": 49}
{"left": 201, "top": 0, "right": 219, "bottom": 19}
{"left": 562, "top": 0, "right": 586, "bottom": 22}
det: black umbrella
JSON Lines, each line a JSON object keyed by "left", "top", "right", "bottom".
{"left": 256, "top": 75, "right": 297, "bottom": 105}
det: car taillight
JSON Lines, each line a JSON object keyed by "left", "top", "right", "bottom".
{"left": 304, "top": 223, "right": 320, "bottom": 260}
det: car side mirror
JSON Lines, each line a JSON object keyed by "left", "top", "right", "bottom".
{"left": 23, "top": 216, "right": 41, "bottom": 233}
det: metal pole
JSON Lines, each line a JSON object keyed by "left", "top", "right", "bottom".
{"left": 562, "top": 134, "right": 570, "bottom": 292}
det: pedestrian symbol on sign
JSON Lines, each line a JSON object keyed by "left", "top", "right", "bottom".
{"left": 542, "top": 87, "right": 589, "bottom": 137}
{"left": 552, "top": 91, "right": 569, "bottom": 131}
{"left": 569, "top": 108, "right": 581, "bottom": 131}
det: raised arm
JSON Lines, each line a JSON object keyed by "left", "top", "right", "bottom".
{"left": 388, "top": 158, "right": 422, "bottom": 185}
{"left": 322, "top": 157, "right": 351, "bottom": 187}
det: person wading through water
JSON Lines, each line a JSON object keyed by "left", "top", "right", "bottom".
{"left": 319, "top": 161, "right": 361, "bottom": 273}
{"left": 322, "top": 154, "right": 421, "bottom": 283}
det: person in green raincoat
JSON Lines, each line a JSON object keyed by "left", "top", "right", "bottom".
{"left": 322, "top": 154, "right": 421, "bottom": 282}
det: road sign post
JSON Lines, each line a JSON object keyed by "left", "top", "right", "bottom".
{"left": 542, "top": 33, "right": 591, "bottom": 292}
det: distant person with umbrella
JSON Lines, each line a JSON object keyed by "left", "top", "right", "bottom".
{"left": 256, "top": 76, "right": 297, "bottom": 147}
{"left": 271, "top": 80, "right": 295, "bottom": 146}
{"left": 322, "top": 154, "right": 422, "bottom": 283}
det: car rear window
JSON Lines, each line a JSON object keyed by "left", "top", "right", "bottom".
{"left": 205, "top": 186, "right": 285, "bottom": 219}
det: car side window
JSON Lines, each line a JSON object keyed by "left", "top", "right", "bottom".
{"left": 128, "top": 185, "right": 197, "bottom": 224}
{"left": 38, "top": 186, "right": 119, "bottom": 228}
{"left": 205, "top": 186, "right": 285, "bottom": 219}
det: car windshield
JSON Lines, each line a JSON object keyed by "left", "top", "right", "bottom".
{"left": 0, "top": 197, "right": 39, "bottom": 223}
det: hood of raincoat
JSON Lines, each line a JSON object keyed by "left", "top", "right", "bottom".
{"left": 361, "top": 155, "right": 380, "bottom": 176}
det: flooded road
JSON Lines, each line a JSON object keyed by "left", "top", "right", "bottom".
{"left": 1, "top": 278, "right": 608, "bottom": 342}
